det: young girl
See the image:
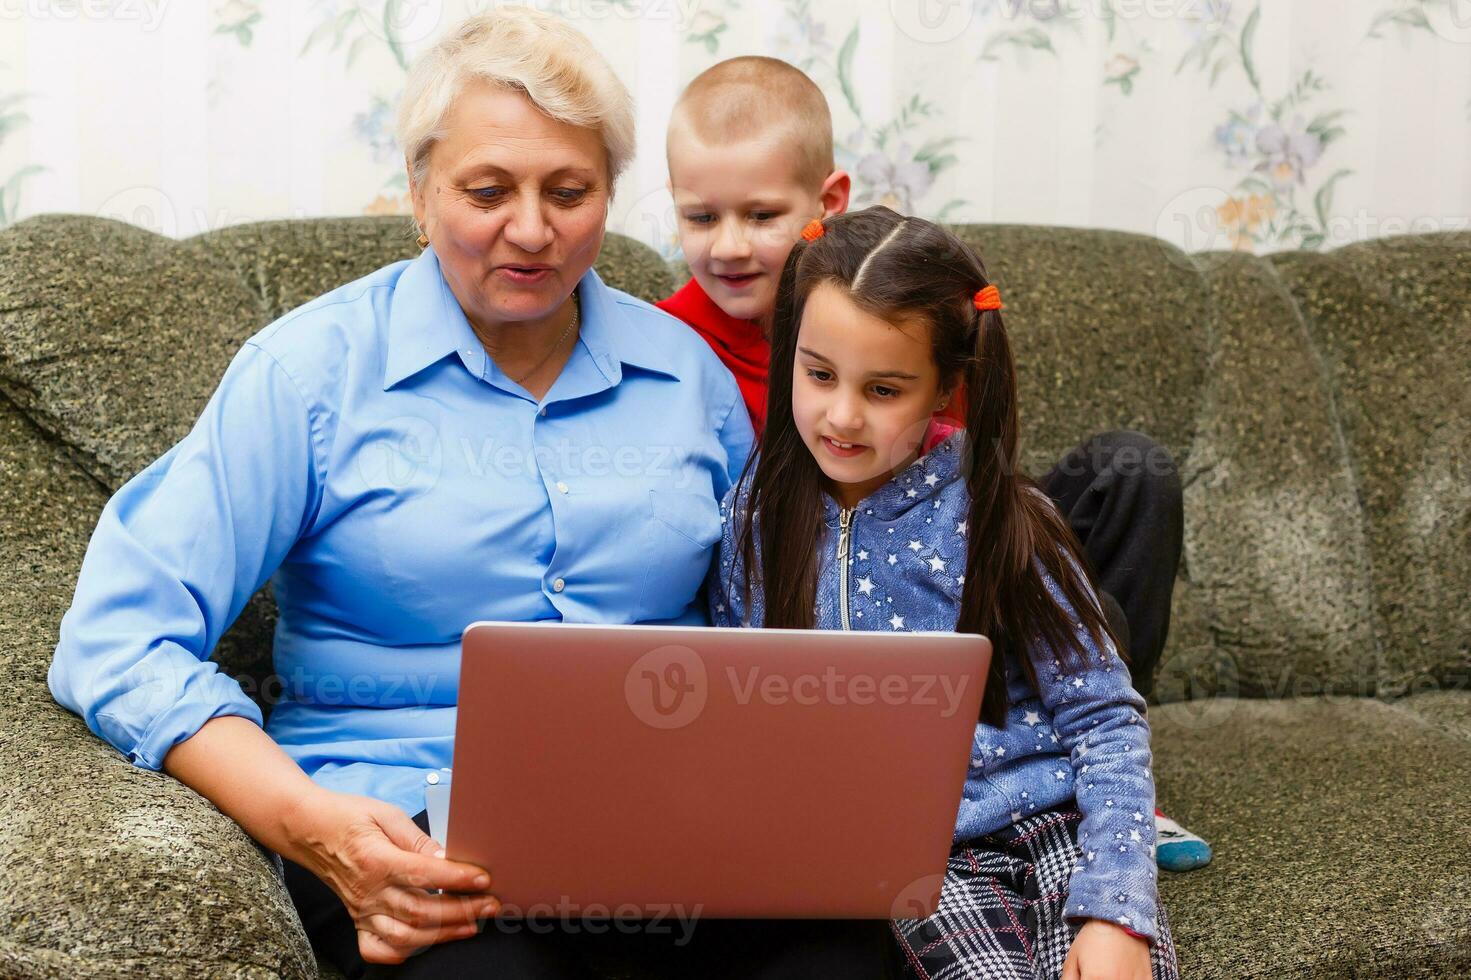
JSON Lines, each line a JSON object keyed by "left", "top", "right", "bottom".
{"left": 709, "top": 206, "right": 1180, "bottom": 980}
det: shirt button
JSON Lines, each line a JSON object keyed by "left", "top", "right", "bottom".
{"left": 553, "top": 577, "right": 566, "bottom": 593}
{"left": 425, "top": 772, "right": 441, "bottom": 785}
{"left": 556, "top": 481, "right": 569, "bottom": 494}
{"left": 539, "top": 406, "right": 547, "bottom": 416}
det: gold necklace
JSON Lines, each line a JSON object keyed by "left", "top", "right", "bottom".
{"left": 506, "top": 294, "right": 580, "bottom": 385}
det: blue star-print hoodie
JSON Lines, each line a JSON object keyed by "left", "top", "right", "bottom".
{"left": 709, "top": 431, "right": 1163, "bottom": 945}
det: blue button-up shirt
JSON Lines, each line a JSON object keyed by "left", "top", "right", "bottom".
{"left": 710, "top": 434, "right": 1162, "bottom": 943}
{"left": 48, "top": 246, "right": 754, "bottom": 820}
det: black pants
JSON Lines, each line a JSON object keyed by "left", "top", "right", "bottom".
{"left": 282, "top": 807, "right": 903, "bottom": 980}
{"left": 1037, "top": 430, "right": 1183, "bottom": 700}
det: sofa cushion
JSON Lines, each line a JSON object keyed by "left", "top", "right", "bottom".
{"left": 1164, "top": 251, "right": 1378, "bottom": 703}
{"left": 1267, "top": 234, "right": 1471, "bottom": 695}
{"left": 1389, "top": 688, "right": 1471, "bottom": 739}
{"left": 1151, "top": 692, "right": 1471, "bottom": 979}
{"left": 0, "top": 215, "right": 260, "bottom": 490}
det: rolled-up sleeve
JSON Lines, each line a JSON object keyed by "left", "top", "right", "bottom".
{"left": 48, "top": 341, "right": 321, "bottom": 771}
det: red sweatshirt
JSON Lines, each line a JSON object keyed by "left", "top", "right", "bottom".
{"left": 656, "top": 277, "right": 772, "bottom": 436}
{"left": 656, "top": 276, "right": 966, "bottom": 452}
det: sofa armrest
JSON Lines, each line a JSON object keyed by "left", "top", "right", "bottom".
{"left": 0, "top": 617, "right": 317, "bottom": 979}
{"left": 0, "top": 392, "right": 317, "bottom": 978}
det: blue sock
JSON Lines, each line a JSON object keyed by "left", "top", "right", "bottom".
{"left": 1155, "top": 808, "right": 1212, "bottom": 871}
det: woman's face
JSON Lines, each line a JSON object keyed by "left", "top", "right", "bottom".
{"left": 409, "top": 81, "right": 609, "bottom": 332}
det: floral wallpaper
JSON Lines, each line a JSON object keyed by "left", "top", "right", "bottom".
{"left": 1, "top": 0, "right": 1467, "bottom": 260}
{"left": 0, "top": 78, "right": 42, "bottom": 228}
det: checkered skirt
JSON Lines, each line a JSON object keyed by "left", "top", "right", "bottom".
{"left": 890, "top": 806, "right": 1179, "bottom": 980}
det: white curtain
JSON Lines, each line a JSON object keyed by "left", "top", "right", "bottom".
{"left": 2, "top": 0, "right": 1467, "bottom": 260}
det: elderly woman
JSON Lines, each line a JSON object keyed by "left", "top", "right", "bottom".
{"left": 46, "top": 9, "right": 900, "bottom": 980}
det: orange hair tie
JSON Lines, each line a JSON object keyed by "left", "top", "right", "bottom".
{"left": 973, "top": 284, "right": 1004, "bottom": 311}
{"left": 800, "top": 218, "right": 826, "bottom": 242}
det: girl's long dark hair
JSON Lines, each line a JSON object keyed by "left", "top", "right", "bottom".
{"left": 729, "top": 205, "right": 1124, "bottom": 728}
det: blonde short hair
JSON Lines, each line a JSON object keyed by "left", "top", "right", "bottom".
{"left": 668, "top": 56, "right": 835, "bottom": 191}
{"left": 397, "top": 7, "right": 635, "bottom": 192}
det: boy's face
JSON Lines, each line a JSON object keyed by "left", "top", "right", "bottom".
{"left": 791, "top": 282, "right": 950, "bottom": 509}
{"left": 668, "top": 133, "right": 843, "bottom": 322}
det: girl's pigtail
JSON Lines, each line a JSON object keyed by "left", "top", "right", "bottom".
{"left": 955, "top": 293, "right": 1124, "bottom": 728}
{"left": 954, "top": 301, "right": 1029, "bottom": 728}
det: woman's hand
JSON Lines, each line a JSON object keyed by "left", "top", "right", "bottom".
{"left": 1061, "top": 918, "right": 1152, "bottom": 980}
{"left": 281, "top": 785, "right": 502, "bottom": 966}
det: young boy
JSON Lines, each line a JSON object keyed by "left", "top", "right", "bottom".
{"left": 654, "top": 55, "right": 852, "bottom": 439}
{"left": 657, "top": 55, "right": 1210, "bottom": 874}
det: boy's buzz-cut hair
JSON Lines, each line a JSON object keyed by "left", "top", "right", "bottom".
{"left": 668, "top": 56, "right": 835, "bottom": 192}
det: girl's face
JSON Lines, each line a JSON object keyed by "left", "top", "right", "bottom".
{"left": 792, "top": 281, "right": 951, "bottom": 508}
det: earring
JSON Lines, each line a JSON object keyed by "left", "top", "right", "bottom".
{"left": 416, "top": 231, "right": 429, "bottom": 249}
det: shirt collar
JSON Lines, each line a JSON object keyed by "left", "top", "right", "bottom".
{"left": 384, "top": 246, "right": 677, "bottom": 391}
{"left": 571, "top": 264, "right": 680, "bottom": 385}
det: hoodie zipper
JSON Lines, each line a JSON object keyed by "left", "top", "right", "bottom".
{"left": 837, "top": 506, "right": 855, "bottom": 630}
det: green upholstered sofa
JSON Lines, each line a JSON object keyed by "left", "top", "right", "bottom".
{"left": 1, "top": 214, "right": 1467, "bottom": 979}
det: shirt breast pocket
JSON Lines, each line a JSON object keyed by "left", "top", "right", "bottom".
{"left": 637, "top": 488, "right": 723, "bottom": 622}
